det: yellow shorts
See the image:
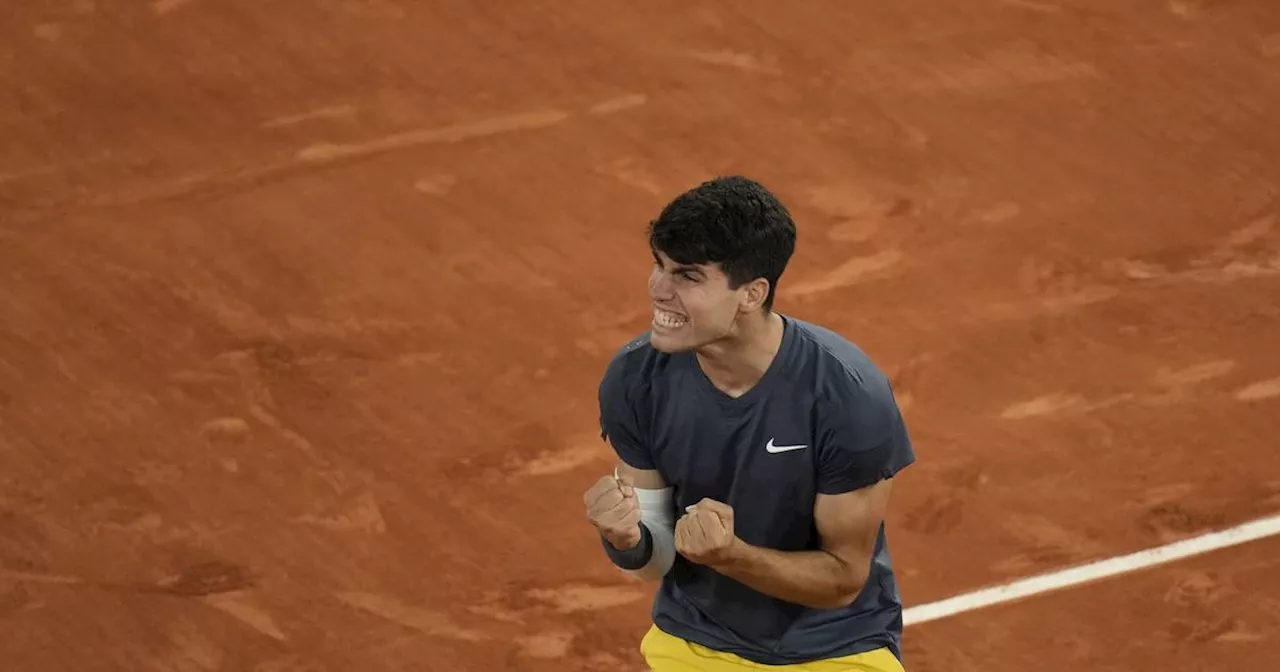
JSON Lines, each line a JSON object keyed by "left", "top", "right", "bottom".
{"left": 640, "top": 624, "right": 906, "bottom": 671}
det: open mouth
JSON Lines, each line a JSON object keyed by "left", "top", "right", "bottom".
{"left": 653, "top": 308, "right": 688, "bottom": 330}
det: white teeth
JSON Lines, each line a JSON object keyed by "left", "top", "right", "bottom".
{"left": 654, "top": 309, "right": 687, "bottom": 328}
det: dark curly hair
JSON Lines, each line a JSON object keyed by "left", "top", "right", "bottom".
{"left": 647, "top": 175, "right": 797, "bottom": 311}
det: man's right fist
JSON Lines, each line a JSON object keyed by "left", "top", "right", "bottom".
{"left": 584, "top": 472, "right": 643, "bottom": 550}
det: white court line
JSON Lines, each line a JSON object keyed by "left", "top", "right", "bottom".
{"left": 903, "top": 513, "right": 1280, "bottom": 627}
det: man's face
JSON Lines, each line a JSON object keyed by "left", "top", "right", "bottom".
{"left": 647, "top": 251, "right": 744, "bottom": 353}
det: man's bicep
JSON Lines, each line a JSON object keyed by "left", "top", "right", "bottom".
{"left": 817, "top": 438, "right": 911, "bottom": 494}
{"left": 617, "top": 460, "right": 666, "bottom": 490}
{"left": 814, "top": 479, "right": 893, "bottom": 564}
{"left": 815, "top": 385, "right": 914, "bottom": 495}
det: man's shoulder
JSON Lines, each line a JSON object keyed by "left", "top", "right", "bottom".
{"left": 603, "top": 331, "right": 657, "bottom": 376}
{"left": 786, "top": 317, "right": 892, "bottom": 395}
{"left": 610, "top": 330, "right": 656, "bottom": 362}
{"left": 599, "top": 331, "right": 677, "bottom": 397}
{"left": 787, "top": 317, "right": 914, "bottom": 472}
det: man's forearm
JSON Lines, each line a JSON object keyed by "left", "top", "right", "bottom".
{"left": 711, "top": 542, "right": 865, "bottom": 610}
{"left": 601, "top": 486, "right": 678, "bottom": 581}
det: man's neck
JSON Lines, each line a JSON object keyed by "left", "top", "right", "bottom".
{"left": 695, "top": 311, "right": 786, "bottom": 398}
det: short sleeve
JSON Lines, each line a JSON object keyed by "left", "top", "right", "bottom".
{"left": 598, "top": 356, "right": 655, "bottom": 470}
{"left": 815, "top": 383, "right": 915, "bottom": 495}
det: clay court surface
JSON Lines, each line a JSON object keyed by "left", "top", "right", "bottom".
{"left": 3, "top": 1, "right": 1280, "bottom": 670}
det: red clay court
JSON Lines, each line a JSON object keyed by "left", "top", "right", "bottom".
{"left": 2, "top": 1, "right": 1279, "bottom": 670}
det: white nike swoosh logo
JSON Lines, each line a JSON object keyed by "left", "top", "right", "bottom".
{"left": 765, "top": 439, "right": 807, "bottom": 453}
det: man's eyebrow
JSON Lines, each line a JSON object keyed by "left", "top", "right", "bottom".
{"left": 652, "top": 252, "right": 704, "bottom": 275}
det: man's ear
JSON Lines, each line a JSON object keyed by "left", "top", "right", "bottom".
{"left": 739, "top": 278, "right": 771, "bottom": 313}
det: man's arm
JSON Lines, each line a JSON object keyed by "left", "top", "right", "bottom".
{"left": 694, "top": 479, "right": 893, "bottom": 609}
{"left": 619, "top": 461, "right": 666, "bottom": 490}
{"left": 590, "top": 350, "right": 677, "bottom": 580}
{"left": 597, "top": 461, "right": 678, "bottom": 581}
{"left": 679, "top": 374, "right": 913, "bottom": 609}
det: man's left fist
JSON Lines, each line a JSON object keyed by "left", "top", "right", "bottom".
{"left": 675, "top": 498, "right": 738, "bottom": 566}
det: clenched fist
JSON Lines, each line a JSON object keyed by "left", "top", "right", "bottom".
{"left": 584, "top": 473, "right": 642, "bottom": 550}
{"left": 675, "top": 498, "right": 738, "bottom": 566}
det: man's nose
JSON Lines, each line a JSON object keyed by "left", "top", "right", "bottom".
{"left": 648, "top": 270, "right": 675, "bottom": 299}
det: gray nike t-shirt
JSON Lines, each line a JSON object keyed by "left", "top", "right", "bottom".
{"left": 598, "top": 315, "right": 915, "bottom": 665}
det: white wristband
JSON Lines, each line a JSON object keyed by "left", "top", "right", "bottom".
{"left": 614, "top": 469, "right": 677, "bottom": 580}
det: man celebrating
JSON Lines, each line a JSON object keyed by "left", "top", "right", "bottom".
{"left": 583, "top": 176, "right": 915, "bottom": 671}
